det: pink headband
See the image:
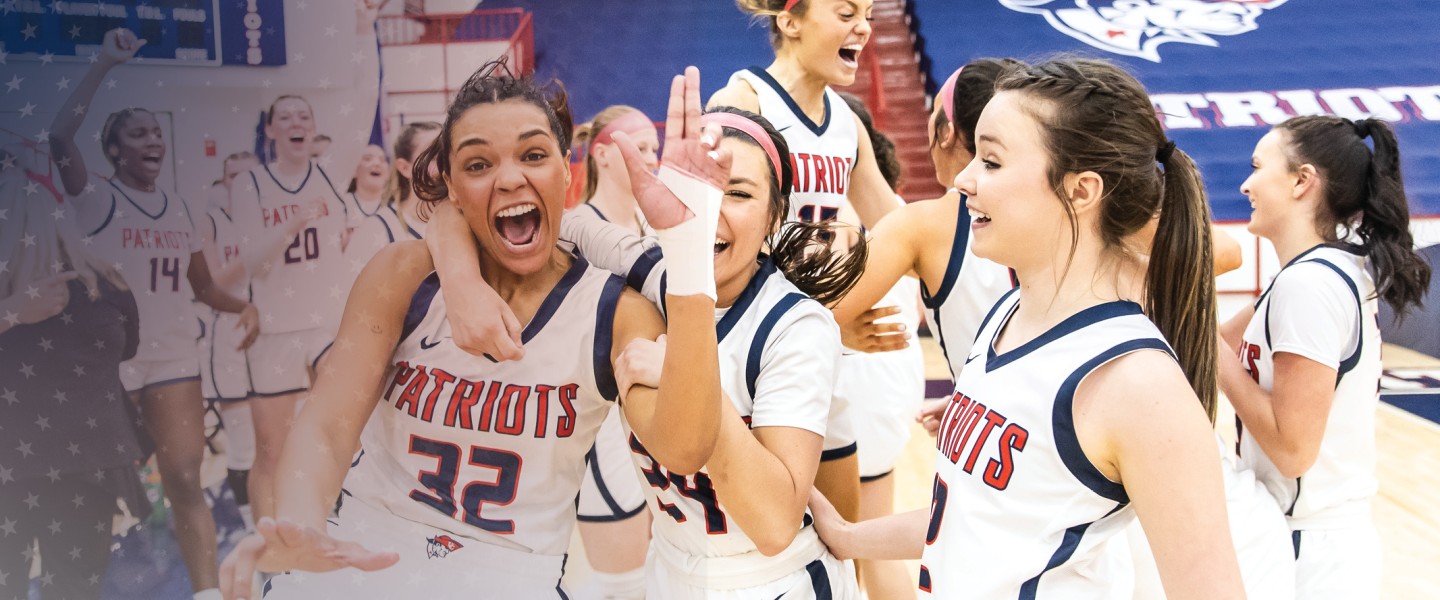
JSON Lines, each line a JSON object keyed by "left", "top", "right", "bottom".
{"left": 784, "top": 0, "right": 802, "bottom": 11}
{"left": 937, "top": 66, "right": 964, "bottom": 124}
{"left": 591, "top": 110, "right": 654, "bottom": 153}
{"left": 701, "top": 112, "right": 783, "bottom": 181}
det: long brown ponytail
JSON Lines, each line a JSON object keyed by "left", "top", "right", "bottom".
{"left": 997, "top": 58, "right": 1218, "bottom": 420}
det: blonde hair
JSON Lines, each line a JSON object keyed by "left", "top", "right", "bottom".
{"left": 735, "top": 0, "right": 809, "bottom": 48}
{"left": 571, "top": 105, "right": 646, "bottom": 201}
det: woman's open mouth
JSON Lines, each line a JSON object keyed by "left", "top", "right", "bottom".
{"left": 495, "top": 203, "right": 541, "bottom": 250}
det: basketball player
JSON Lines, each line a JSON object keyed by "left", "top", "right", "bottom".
{"left": 229, "top": 0, "right": 383, "bottom": 522}
{"left": 344, "top": 123, "right": 441, "bottom": 271}
{"left": 809, "top": 58, "right": 1245, "bottom": 599}
{"left": 218, "top": 60, "right": 724, "bottom": 600}
{"left": 341, "top": 143, "right": 390, "bottom": 231}
{"left": 48, "top": 28, "right": 261, "bottom": 600}
{"left": 569, "top": 105, "right": 661, "bottom": 599}
{"left": 1218, "top": 116, "right": 1431, "bottom": 599}
{"left": 198, "top": 151, "right": 264, "bottom": 532}
{"left": 712, "top": 0, "right": 905, "bottom": 525}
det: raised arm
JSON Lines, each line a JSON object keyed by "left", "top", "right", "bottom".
{"left": 311, "top": 0, "right": 383, "bottom": 180}
{"left": 48, "top": 28, "right": 144, "bottom": 195}
{"left": 559, "top": 210, "right": 664, "bottom": 307}
{"left": 830, "top": 200, "right": 926, "bottom": 352}
{"left": 845, "top": 113, "right": 902, "bottom": 229}
{"left": 423, "top": 202, "right": 525, "bottom": 361}
{"left": 219, "top": 242, "right": 431, "bottom": 598}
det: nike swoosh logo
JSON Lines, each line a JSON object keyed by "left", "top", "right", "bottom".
{"left": 777, "top": 125, "right": 792, "bottom": 132}
{"left": 964, "top": 353, "right": 981, "bottom": 365}
{"left": 419, "top": 336, "right": 446, "bottom": 350}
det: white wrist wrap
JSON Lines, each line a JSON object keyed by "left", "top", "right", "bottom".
{"left": 653, "top": 166, "right": 722, "bottom": 301}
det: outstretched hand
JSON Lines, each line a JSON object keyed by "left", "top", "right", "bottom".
{"left": 220, "top": 518, "right": 399, "bottom": 600}
{"left": 611, "top": 66, "right": 731, "bottom": 230}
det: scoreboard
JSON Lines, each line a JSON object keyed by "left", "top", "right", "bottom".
{"left": 0, "top": 0, "right": 287, "bottom": 66}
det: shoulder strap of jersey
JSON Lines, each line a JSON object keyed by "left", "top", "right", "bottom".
{"left": 593, "top": 275, "right": 627, "bottom": 402}
{"left": 921, "top": 196, "right": 971, "bottom": 308}
{"left": 87, "top": 190, "right": 118, "bottom": 237}
{"left": 745, "top": 292, "right": 812, "bottom": 399}
{"left": 398, "top": 272, "right": 442, "bottom": 347}
{"left": 314, "top": 163, "right": 349, "bottom": 217}
{"left": 374, "top": 213, "right": 396, "bottom": 244}
{"left": 1298, "top": 257, "right": 1365, "bottom": 386}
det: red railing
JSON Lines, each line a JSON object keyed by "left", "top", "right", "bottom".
{"left": 864, "top": 49, "right": 887, "bottom": 130}
{"left": 377, "top": 8, "right": 535, "bottom": 126}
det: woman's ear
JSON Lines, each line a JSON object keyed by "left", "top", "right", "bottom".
{"left": 1063, "top": 170, "right": 1106, "bottom": 216}
{"left": 1292, "top": 163, "right": 1319, "bottom": 200}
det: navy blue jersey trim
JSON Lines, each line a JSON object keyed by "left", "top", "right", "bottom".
{"left": 860, "top": 469, "right": 894, "bottom": 483}
{"left": 142, "top": 374, "right": 201, "bottom": 391}
{"left": 579, "top": 444, "right": 627, "bottom": 519}
{"left": 263, "top": 161, "right": 313, "bottom": 195}
{"left": 1018, "top": 504, "right": 1125, "bottom": 599}
{"left": 820, "top": 442, "right": 858, "bottom": 462}
{"left": 745, "top": 292, "right": 809, "bottom": 398}
{"left": 399, "top": 272, "right": 442, "bottom": 345}
{"left": 930, "top": 303, "right": 954, "bottom": 382}
{"left": 716, "top": 257, "right": 778, "bottom": 342}
{"left": 107, "top": 178, "right": 168, "bottom": 221}
{"left": 593, "top": 275, "right": 625, "bottom": 401}
{"left": 520, "top": 256, "right": 592, "bottom": 344}
{"left": 1299, "top": 257, "right": 1364, "bottom": 384}
{"left": 584, "top": 202, "right": 608, "bottom": 222}
{"left": 974, "top": 288, "right": 1019, "bottom": 346}
{"left": 746, "top": 66, "right": 832, "bottom": 137}
{"left": 1054, "top": 338, "right": 1175, "bottom": 503}
{"left": 920, "top": 194, "right": 970, "bottom": 309}
{"left": 314, "top": 164, "right": 349, "bottom": 217}
{"left": 987, "top": 300, "right": 1145, "bottom": 373}
{"left": 1291, "top": 530, "right": 1302, "bottom": 559}
{"left": 805, "top": 558, "right": 834, "bottom": 600}
{"left": 373, "top": 212, "right": 397, "bottom": 243}
{"left": 350, "top": 191, "right": 380, "bottom": 218}
{"left": 87, "top": 192, "right": 119, "bottom": 237}
{"left": 311, "top": 340, "right": 334, "bottom": 371}
{"left": 627, "top": 246, "right": 663, "bottom": 292}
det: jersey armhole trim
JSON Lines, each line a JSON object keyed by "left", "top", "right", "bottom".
{"left": 920, "top": 196, "right": 970, "bottom": 308}
{"left": 86, "top": 192, "right": 118, "bottom": 237}
{"left": 398, "top": 272, "right": 442, "bottom": 345}
{"left": 1052, "top": 338, "right": 1175, "bottom": 504}
{"left": 1297, "top": 257, "right": 1364, "bottom": 384}
{"left": 593, "top": 275, "right": 625, "bottom": 402}
{"left": 744, "top": 291, "right": 810, "bottom": 399}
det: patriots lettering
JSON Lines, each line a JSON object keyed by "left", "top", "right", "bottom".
{"left": 120, "top": 227, "right": 193, "bottom": 250}
{"left": 788, "top": 152, "right": 852, "bottom": 195}
{"left": 384, "top": 361, "right": 579, "bottom": 438}
{"left": 934, "top": 390, "right": 1029, "bottom": 491}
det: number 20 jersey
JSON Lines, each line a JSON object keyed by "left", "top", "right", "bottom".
{"left": 234, "top": 161, "right": 349, "bottom": 334}
{"left": 920, "top": 290, "right": 1173, "bottom": 598}
{"left": 342, "top": 257, "right": 624, "bottom": 557}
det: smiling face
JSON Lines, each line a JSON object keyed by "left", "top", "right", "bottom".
{"left": 1239, "top": 129, "right": 1302, "bottom": 241}
{"left": 712, "top": 136, "right": 778, "bottom": 301}
{"left": 446, "top": 99, "right": 569, "bottom": 276}
{"left": 353, "top": 144, "right": 390, "bottom": 192}
{"left": 107, "top": 110, "right": 166, "bottom": 184}
{"left": 788, "top": 0, "right": 873, "bottom": 86}
{"left": 265, "top": 96, "right": 316, "bottom": 164}
{"left": 953, "top": 91, "right": 1069, "bottom": 272}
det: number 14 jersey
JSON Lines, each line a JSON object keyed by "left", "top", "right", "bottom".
{"left": 75, "top": 175, "right": 203, "bottom": 361}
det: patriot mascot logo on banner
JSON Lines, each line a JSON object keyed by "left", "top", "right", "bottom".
{"left": 999, "top": 0, "right": 1289, "bottom": 62}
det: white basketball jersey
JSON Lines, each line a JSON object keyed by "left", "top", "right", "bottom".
{"left": 342, "top": 191, "right": 384, "bottom": 230}
{"left": 1236, "top": 244, "right": 1380, "bottom": 529}
{"left": 343, "top": 256, "right": 624, "bottom": 556}
{"left": 78, "top": 176, "right": 203, "bottom": 361}
{"left": 624, "top": 259, "right": 840, "bottom": 559}
{"left": 371, "top": 203, "right": 425, "bottom": 243}
{"left": 234, "top": 161, "right": 349, "bottom": 333}
{"left": 921, "top": 290, "right": 1173, "bottom": 598}
{"left": 923, "top": 194, "right": 1016, "bottom": 381}
{"left": 729, "top": 68, "right": 858, "bottom": 226}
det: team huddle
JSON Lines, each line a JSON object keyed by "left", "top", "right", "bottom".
{"left": 2, "top": 0, "right": 1429, "bottom": 599}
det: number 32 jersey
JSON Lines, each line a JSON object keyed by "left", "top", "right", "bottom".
{"left": 342, "top": 257, "right": 625, "bottom": 557}
{"left": 75, "top": 175, "right": 203, "bottom": 361}
{"left": 233, "top": 161, "right": 349, "bottom": 333}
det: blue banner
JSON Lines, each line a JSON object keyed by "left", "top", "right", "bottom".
{"left": 1, "top": 0, "right": 221, "bottom": 63}
{"left": 218, "top": 0, "right": 286, "bottom": 66}
{"left": 910, "top": 0, "right": 1440, "bottom": 221}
